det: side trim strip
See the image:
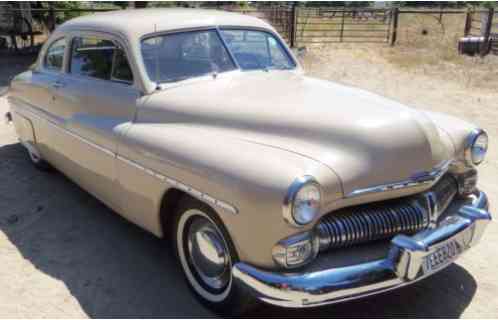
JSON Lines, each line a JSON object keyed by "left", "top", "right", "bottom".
{"left": 57, "top": 123, "right": 116, "bottom": 158}
{"left": 116, "top": 155, "right": 238, "bottom": 215}
{"left": 12, "top": 100, "right": 238, "bottom": 215}
{"left": 15, "top": 107, "right": 115, "bottom": 158}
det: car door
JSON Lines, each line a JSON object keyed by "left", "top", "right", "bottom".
{"left": 50, "top": 32, "right": 140, "bottom": 210}
{"left": 9, "top": 36, "right": 68, "bottom": 164}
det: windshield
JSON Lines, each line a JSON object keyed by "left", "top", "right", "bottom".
{"left": 141, "top": 30, "right": 236, "bottom": 83}
{"left": 219, "top": 29, "right": 295, "bottom": 71}
{"left": 141, "top": 28, "right": 296, "bottom": 84}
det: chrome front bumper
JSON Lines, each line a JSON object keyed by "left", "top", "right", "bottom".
{"left": 232, "top": 191, "right": 491, "bottom": 308}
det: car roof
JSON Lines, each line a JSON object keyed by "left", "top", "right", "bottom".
{"left": 58, "top": 8, "right": 275, "bottom": 40}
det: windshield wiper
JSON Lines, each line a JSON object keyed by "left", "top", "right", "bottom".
{"left": 160, "top": 75, "right": 191, "bottom": 83}
{"left": 259, "top": 65, "right": 293, "bottom": 72}
{"left": 158, "top": 70, "right": 221, "bottom": 86}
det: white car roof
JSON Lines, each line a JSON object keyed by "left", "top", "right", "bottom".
{"left": 59, "top": 8, "right": 275, "bottom": 40}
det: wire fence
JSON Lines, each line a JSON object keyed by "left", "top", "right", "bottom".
{"left": 0, "top": 5, "right": 496, "bottom": 55}
{"left": 464, "top": 7, "right": 496, "bottom": 54}
{"left": 294, "top": 8, "right": 393, "bottom": 44}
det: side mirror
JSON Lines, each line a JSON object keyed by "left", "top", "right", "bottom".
{"left": 293, "top": 46, "right": 307, "bottom": 59}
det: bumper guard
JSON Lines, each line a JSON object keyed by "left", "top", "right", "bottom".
{"left": 232, "top": 191, "right": 491, "bottom": 308}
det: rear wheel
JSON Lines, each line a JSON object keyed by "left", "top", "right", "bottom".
{"left": 26, "top": 144, "right": 51, "bottom": 171}
{"left": 173, "top": 197, "right": 257, "bottom": 315}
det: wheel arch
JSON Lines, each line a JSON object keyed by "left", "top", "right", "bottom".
{"left": 158, "top": 188, "right": 233, "bottom": 238}
{"left": 159, "top": 187, "right": 187, "bottom": 240}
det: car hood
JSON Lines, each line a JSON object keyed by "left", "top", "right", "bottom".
{"left": 141, "top": 71, "right": 452, "bottom": 196}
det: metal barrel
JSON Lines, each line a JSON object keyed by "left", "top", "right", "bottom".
{"left": 458, "top": 36, "right": 486, "bottom": 56}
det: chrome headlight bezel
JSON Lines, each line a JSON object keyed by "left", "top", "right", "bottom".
{"left": 465, "top": 129, "right": 488, "bottom": 166}
{"left": 283, "top": 175, "right": 322, "bottom": 227}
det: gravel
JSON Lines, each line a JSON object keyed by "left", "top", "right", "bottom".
{"left": 0, "top": 52, "right": 496, "bottom": 318}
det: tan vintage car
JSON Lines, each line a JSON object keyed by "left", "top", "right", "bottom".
{"left": 4, "top": 8, "right": 492, "bottom": 314}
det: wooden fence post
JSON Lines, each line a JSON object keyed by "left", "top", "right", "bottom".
{"left": 464, "top": 8, "right": 472, "bottom": 36}
{"left": 482, "top": 7, "right": 494, "bottom": 56}
{"left": 290, "top": 3, "right": 297, "bottom": 48}
{"left": 390, "top": 7, "right": 399, "bottom": 46}
{"left": 339, "top": 9, "right": 345, "bottom": 42}
{"left": 48, "top": 6, "right": 55, "bottom": 32}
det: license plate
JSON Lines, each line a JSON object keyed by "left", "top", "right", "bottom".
{"left": 422, "top": 239, "right": 464, "bottom": 274}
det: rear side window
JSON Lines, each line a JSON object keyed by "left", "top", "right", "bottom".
{"left": 70, "top": 36, "right": 133, "bottom": 83}
{"left": 44, "top": 38, "right": 66, "bottom": 71}
{"left": 70, "top": 37, "right": 114, "bottom": 80}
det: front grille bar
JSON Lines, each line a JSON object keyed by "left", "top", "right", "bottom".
{"left": 317, "top": 175, "right": 458, "bottom": 252}
{"left": 317, "top": 202, "right": 428, "bottom": 251}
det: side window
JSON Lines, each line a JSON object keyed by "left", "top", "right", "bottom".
{"left": 267, "top": 37, "right": 291, "bottom": 69}
{"left": 70, "top": 37, "right": 115, "bottom": 80}
{"left": 44, "top": 38, "right": 66, "bottom": 71}
{"left": 111, "top": 48, "right": 133, "bottom": 83}
{"left": 220, "top": 30, "right": 295, "bottom": 71}
{"left": 70, "top": 36, "right": 133, "bottom": 84}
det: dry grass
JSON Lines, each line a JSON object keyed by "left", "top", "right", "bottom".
{"left": 386, "top": 12, "right": 498, "bottom": 90}
{"left": 301, "top": 11, "right": 498, "bottom": 93}
{"left": 300, "top": 14, "right": 498, "bottom": 169}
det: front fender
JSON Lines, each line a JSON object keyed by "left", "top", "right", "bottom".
{"left": 117, "top": 123, "right": 342, "bottom": 268}
{"left": 422, "top": 110, "right": 480, "bottom": 166}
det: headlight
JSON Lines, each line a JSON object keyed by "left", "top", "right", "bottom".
{"left": 272, "top": 231, "right": 319, "bottom": 268}
{"left": 283, "top": 176, "right": 321, "bottom": 227}
{"left": 465, "top": 129, "right": 488, "bottom": 166}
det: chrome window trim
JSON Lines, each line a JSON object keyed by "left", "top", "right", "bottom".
{"left": 69, "top": 35, "right": 135, "bottom": 85}
{"left": 42, "top": 36, "right": 67, "bottom": 73}
{"left": 64, "top": 29, "right": 147, "bottom": 92}
{"left": 346, "top": 160, "right": 452, "bottom": 198}
{"left": 65, "top": 31, "right": 138, "bottom": 88}
{"left": 215, "top": 27, "right": 241, "bottom": 70}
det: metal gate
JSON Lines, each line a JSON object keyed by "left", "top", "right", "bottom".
{"left": 295, "top": 8, "right": 393, "bottom": 45}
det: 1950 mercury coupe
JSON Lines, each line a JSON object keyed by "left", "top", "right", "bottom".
{"left": 4, "top": 8, "right": 492, "bottom": 314}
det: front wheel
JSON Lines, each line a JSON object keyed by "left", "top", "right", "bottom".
{"left": 173, "top": 197, "right": 257, "bottom": 315}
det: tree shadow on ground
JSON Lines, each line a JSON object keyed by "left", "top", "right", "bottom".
{"left": 0, "top": 141, "right": 477, "bottom": 318}
{"left": 0, "top": 53, "right": 37, "bottom": 87}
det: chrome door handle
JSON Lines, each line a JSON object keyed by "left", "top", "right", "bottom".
{"left": 4, "top": 112, "right": 12, "bottom": 125}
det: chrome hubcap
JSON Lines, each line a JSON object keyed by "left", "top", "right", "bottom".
{"left": 186, "top": 216, "right": 230, "bottom": 291}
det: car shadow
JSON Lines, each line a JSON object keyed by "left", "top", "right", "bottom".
{"left": 0, "top": 142, "right": 477, "bottom": 318}
{"left": 251, "top": 262, "right": 477, "bottom": 318}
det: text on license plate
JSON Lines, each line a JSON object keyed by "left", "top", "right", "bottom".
{"left": 422, "top": 240, "right": 463, "bottom": 274}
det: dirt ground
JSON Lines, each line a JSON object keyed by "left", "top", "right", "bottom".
{"left": 0, "top": 48, "right": 497, "bottom": 318}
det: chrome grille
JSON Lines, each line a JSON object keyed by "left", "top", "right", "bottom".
{"left": 317, "top": 175, "right": 458, "bottom": 252}
{"left": 433, "top": 174, "right": 458, "bottom": 213}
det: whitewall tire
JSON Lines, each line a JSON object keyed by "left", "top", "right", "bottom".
{"left": 172, "top": 197, "right": 257, "bottom": 315}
